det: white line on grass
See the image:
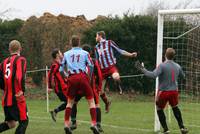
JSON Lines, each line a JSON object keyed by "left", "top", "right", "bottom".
{"left": 0, "top": 113, "right": 199, "bottom": 133}
{"left": 29, "top": 116, "right": 153, "bottom": 132}
{"left": 186, "top": 124, "right": 200, "bottom": 128}
{"left": 0, "top": 113, "right": 154, "bottom": 133}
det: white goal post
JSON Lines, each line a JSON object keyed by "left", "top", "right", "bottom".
{"left": 155, "top": 8, "right": 200, "bottom": 132}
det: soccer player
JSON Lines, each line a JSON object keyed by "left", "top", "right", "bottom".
{"left": 95, "top": 31, "right": 137, "bottom": 113}
{"left": 0, "top": 40, "right": 28, "bottom": 134}
{"left": 60, "top": 35, "right": 99, "bottom": 134}
{"left": 135, "top": 48, "right": 188, "bottom": 134}
{"left": 70, "top": 45, "right": 103, "bottom": 132}
{"left": 48, "top": 49, "right": 68, "bottom": 122}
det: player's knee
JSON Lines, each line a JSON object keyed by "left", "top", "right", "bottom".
{"left": 7, "top": 121, "right": 17, "bottom": 128}
{"left": 87, "top": 98, "right": 96, "bottom": 108}
{"left": 112, "top": 72, "right": 120, "bottom": 80}
{"left": 67, "top": 98, "right": 75, "bottom": 107}
{"left": 95, "top": 104, "right": 100, "bottom": 108}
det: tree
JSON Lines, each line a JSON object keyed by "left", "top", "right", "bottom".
{"left": 144, "top": 0, "right": 198, "bottom": 17}
{"left": 0, "top": 19, "right": 24, "bottom": 62}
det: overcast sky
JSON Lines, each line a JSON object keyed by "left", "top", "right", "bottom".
{"left": 0, "top": 0, "right": 199, "bottom": 20}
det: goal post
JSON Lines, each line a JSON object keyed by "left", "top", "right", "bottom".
{"left": 155, "top": 8, "right": 200, "bottom": 132}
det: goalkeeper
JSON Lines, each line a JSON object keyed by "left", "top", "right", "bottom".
{"left": 135, "top": 48, "right": 188, "bottom": 134}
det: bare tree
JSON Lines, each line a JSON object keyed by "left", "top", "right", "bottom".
{"left": 144, "top": 0, "right": 199, "bottom": 17}
{"left": 173, "top": 0, "right": 193, "bottom": 9}
{"left": 0, "top": 8, "right": 12, "bottom": 19}
{"left": 144, "top": 0, "right": 169, "bottom": 16}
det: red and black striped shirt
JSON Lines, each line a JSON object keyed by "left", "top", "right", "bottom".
{"left": 48, "top": 60, "right": 68, "bottom": 95}
{"left": 1, "top": 54, "right": 27, "bottom": 107}
{"left": 91, "top": 59, "right": 102, "bottom": 93}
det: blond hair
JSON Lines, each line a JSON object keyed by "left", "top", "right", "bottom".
{"left": 9, "top": 40, "right": 21, "bottom": 54}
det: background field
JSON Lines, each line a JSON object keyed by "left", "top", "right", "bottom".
{"left": 0, "top": 93, "right": 199, "bottom": 134}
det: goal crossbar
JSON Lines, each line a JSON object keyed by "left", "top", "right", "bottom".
{"left": 158, "top": 9, "right": 200, "bottom": 15}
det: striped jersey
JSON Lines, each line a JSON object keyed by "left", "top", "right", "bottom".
{"left": 95, "top": 39, "right": 125, "bottom": 69}
{"left": 48, "top": 60, "right": 68, "bottom": 95}
{"left": 1, "top": 54, "right": 27, "bottom": 106}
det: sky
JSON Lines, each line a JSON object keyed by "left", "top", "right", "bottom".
{"left": 0, "top": 0, "right": 199, "bottom": 20}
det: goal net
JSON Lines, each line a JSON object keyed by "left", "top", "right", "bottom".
{"left": 155, "top": 9, "right": 200, "bottom": 132}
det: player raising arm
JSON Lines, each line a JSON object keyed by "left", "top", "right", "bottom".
{"left": 0, "top": 40, "right": 28, "bottom": 134}
{"left": 95, "top": 31, "right": 137, "bottom": 113}
{"left": 135, "top": 48, "right": 188, "bottom": 134}
{"left": 60, "top": 35, "right": 99, "bottom": 134}
{"left": 48, "top": 49, "right": 68, "bottom": 122}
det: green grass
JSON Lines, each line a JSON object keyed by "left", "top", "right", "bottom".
{"left": 0, "top": 94, "right": 199, "bottom": 134}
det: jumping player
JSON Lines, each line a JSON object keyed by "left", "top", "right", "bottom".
{"left": 60, "top": 35, "right": 99, "bottom": 134}
{"left": 48, "top": 49, "right": 68, "bottom": 122}
{"left": 70, "top": 45, "right": 103, "bottom": 132}
{"left": 135, "top": 48, "right": 188, "bottom": 134}
{"left": 95, "top": 31, "right": 137, "bottom": 113}
{"left": 0, "top": 40, "right": 28, "bottom": 134}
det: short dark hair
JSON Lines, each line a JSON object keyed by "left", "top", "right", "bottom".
{"left": 97, "top": 31, "right": 106, "bottom": 39}
{"left": 165, "top": 48, "right": 175, "bottom": 60}
{"left": 52, "top": 48, "right": 60, "bottom": 59}
{"left": 71, "top": 35, "right": 80, "bottom": 47}
{"left": 82, "top": 44, "right": 92, "bottom": 53}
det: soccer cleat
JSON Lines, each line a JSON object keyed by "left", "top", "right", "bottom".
{"left": 105, "top": 101, "right": 111, "bottom": 113}
{"left": 50, "top": 111, "right": 57, "bottom": 122}
{"left": 97, "top": 124, "right": 104, "bottom": 133}
{"left": 181, "top": 128, "right": 189, "bottom": 134}
{"left": 162, "top": 130, "right": 170, "bottom": 134}
{"left": 90, "top": 125, "right": 100, "bottom": 134}
{"left": 70, "top": 122, "right": 77, "bottom": 131}
{"left": 64, "top": 127, "right": 72, "bottom": 134}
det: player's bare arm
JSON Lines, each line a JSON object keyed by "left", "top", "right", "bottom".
{"left": 121, "top": 51, "right": 137, "bottom": 58}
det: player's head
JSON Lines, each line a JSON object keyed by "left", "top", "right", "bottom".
{"left": 52, "top": 48, "right": 63, "bottom": 60}
{"left": 165, "top": 48, "right": 176, "bottom": 60}
{"left": 96, "top": 31, "right": 106, "bottom": 42}
{"left": 9, "top": 40, "right": 22, "bottom": 55}
{"left": 82, "top": 44, "right": 93, "bottom": 56}
{"left": 71, "top": 35, "right": 80, "bottom": 47}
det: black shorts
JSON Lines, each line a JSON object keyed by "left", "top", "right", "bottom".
{"left": 4, "top": 105, "right": 28, "bottom": 121}
{"left": 57, "top": 92, "right": 67, "bottom": 102}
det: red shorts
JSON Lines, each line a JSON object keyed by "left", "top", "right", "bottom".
{"left": 156, "top": 90, "right": 179, "bottom": 109}
{"left": 67, "top": 73, "right": 94, "bottom": 100}
{"left": 101, "top": 65, "right": 118, "bottom": 79}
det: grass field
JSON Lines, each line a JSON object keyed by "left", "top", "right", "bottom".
{"left": 0, "top": 93, "right": 199, "bottom": 134}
